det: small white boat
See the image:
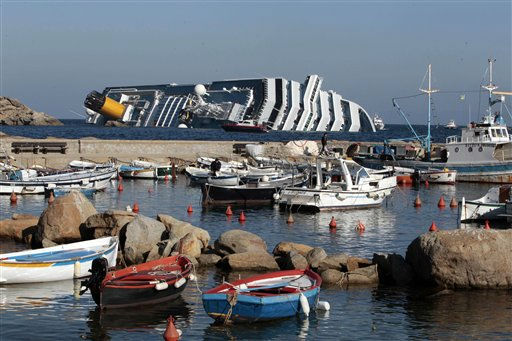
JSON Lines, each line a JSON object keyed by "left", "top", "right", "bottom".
{"left": 278, "top": 157, "right": 396, "bottom": 211}
{"left": 0, "top": 237, "right": 118, "bottom": 284}
{"left": 460, "top": 186, "right": 509, "bottom": 222}
{"left": 206, "top": 174, "right": 240, "bottom": 186}
{"left": 0, "top": 168, "right": 117, "bottom": 195}
{"left": 373, "top": 114, "right": 385, "bottom": 130}
{"left": 119, "top": 161, "right": 173, "bottom": 180}
{"left": 445, "top": 120, "right": 457, "bottom": 129}
{"left": 416, "top": 168, "right": 457, "bottom": 184}
{"left": 69, "top": 160, "right": 115, "bottom": 170}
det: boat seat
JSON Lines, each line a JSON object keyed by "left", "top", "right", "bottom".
{"left": 11, "top": 249, "right": 95, "bottom": 262}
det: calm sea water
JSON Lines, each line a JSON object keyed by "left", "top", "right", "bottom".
{"left": 1, "top": 176, "right": 511, "bottom": 340}
{"left": 0, "top": 119, "right": 460, "bottom": 143}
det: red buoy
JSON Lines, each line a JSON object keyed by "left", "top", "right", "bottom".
{"left": 424, "top": 180, "right": 429, "bottom": 187}
{"left": 163, "top": 316, "right": 181, "bottom": 341}
{"left": 449, "top": 197, "right": 458, "bottom": 208}
{"left": 239, "top": 211, "right": 246, "bottom": 222}
{"left": 438, "top": 195, "right": 446, "bottom": 208}
{"left": 225, "top": 205, "right": 233, "bottom": 216}
{"left": 286, "top": 212, "right": 294, "bottom": 224}
{"left": 356, "top": 220, "right": 365, "bottom": 232}
{"left": 148, "top": 187, "right": 153, "bottom": 193}
{"left": 413, "top": 194, "right": 422, "bottom": 207}
{"left": 10, "top": 191, "right": 17, "bottom": 204}
{"left": 429, "top": 221, "right": 438, "bottom": 232}
{"left": 117, "top": 182, "right": 124, "bottom": 192}
{"left": 48, "top": 191, "right": 55, "bottom": 204}
{"left": 328, "top": 216, "right": 337, "bottom": 229}
{"left": 132, "top": 202, "right": 140, "bottom": 213}
{"left": 484, "top": 220, "right": 491, "bottom": 230}
{"left": 187, "top": 205, "right": 193, "bottom": 213}
{"left": 164, "top": 174, "right": 169, "bottom": 182}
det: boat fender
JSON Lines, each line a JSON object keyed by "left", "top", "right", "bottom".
{"left": 316, "top": 301, "right": 330, "bottom": 311}
{"left": 188, "top": 274, "right": 196, "bottom": 281}
{"left": 299, "top": 293, "right": 310, "bottom": 317}
{"left": 155, "top": 281, "right": 169, "bottom": 291}
{"left": 174, "top": 277, "right": 187, "bottom": 288}
{"left": 73, "top": 261, "right": 81, "bottom": 278}
{"left": 273, "top": 193, "right": 280, "bottom": 200}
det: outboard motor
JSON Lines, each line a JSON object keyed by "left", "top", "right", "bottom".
{"left": 79, "top": 257, "right": 109, "bottom": 299}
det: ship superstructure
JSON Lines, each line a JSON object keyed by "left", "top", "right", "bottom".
{"left": 85, "top": 75, "right": 376, "bottom": 132}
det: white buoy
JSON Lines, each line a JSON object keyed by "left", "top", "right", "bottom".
{"left": 299, "top": 293, "right": 310, "bottom": 317}
{"left": 174, "top": 277, "right": 187, "bottom": 288}
{"left": 155, "top": 281, "right": 169, "bottom": 291}
{"left": 126, "top": 205, "right": 132, "bottom": 212}
{"left": 316, "top": 301, "right": 331, "bottom": 311}
{"left": 73, "top": 261, "right": 81, "bottom": 278}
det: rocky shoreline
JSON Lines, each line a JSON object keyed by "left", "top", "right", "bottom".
{"left": 0, "top": 96, "right": 62, "bottom": 126}
{"left": 1, "top": 191, "right": 511, "bottom": 290}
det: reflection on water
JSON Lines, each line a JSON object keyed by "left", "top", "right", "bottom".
{"left": 1, "top": 177, "right": 511, "bottom": 340}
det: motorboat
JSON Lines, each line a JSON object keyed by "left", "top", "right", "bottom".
{"left": 0, "top": 237, "right": 118, "bottom": 284}
{"left": 413, "top": 168, "right": 457, "bottom": 184}
{"left": 119, "top": 160, "right": 173, "bottom": 180}
{"left": 80, "top": 254, "right": 192, "bottom": 309}
{"left": 445, "top": 120, "right": 457, "bottom": 129}
{"left": 460, "top": 186, "right": 510, "bottom": 222}
{"left": 278, "top": 157, "right": 396, "bottom": 212}
{"left": 373, "top": 114, "right": 385, "bottom": 130}
{"left": 222, "top": 120, "right": 269, "bottom": 133}
{"left": 202, "top": 269, "right": 321, "bottom": 323}
{"left": 69, "top": 160, "right": 115, "bottom": 170}
{"left": 0, "top": 167, "right": 116, "bottom": 195}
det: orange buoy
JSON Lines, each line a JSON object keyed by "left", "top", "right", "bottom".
{"left": 449, "top": 197, "right": 458, "bottom": 208}
{"left": 117, "top": 182, "right": 124, "bottom": 192}
{"left": 163, "top": 316, "right": 181, "bottom": 341}
{"left": 438, "top": 195, "right": 446, "bottom": 208}
{"left": 356, "top": 220, "right": 365, "bottom": 231}
{"left": 187, "top": 205, "right": 193, "bottom": 213}
{"left": 429, "top": 221, "right": 438, "bottom": 232}
{"left": 424, "top": 180, "right": 429, "bottom": 187}
{"left": 239, "top": 211, "right": 246, "bottom": 222}
{"left": 48, "top": 191, "right": 55, "bottom": 204}
{"left": 132, "top": 202, "right": 140, "bottom": 213}
{"left": 328, "top": 216, "right": 337, "bottom": 229}
{"left": 225, "top": 205, "right": 233, "bottom": 216}
{"left": 10, "top": 191, "right": 17, "bottom": 204}
{"left": 286, "top": 212, "right": 294, "bottom": 224}
{"left": 164, "top": 174, "right": 169, "bottom": 182}
{"left": 484, "top": 220, "right": 491, "bottom": 230}
{"left": 413, "top": 194, "right": 422, "bottom": 207}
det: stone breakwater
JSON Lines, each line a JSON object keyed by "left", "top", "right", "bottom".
{"left": 1, "top": 191, "right": 511, "bottom": 290}
{"left": 0, "top": 97, "right": 62, "bottom": 126}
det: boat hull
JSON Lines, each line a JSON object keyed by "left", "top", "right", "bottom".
{"left": 202, "top": 184, "right": 279, "bottom": 206}
{"left": 99, "top": 282, "right": 187, "bottom": 309}
{"left": 460, "top": 201, "right": 506, "bottom": 222}
{"left": 0, "top": 237, "right": 118, "bottom": 284}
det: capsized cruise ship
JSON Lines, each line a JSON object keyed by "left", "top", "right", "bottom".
{"left": 84, "top": 75, "right": 376, "bottom": 132}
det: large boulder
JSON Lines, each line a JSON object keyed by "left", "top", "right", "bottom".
{"left": 123, "top": 215, "right": 167, "bottom": 265}
{"left": 321, "top": 269, "right": 343, "bottom": 285}
{"left": 198, "top": 253, "right": 222, "bottom": 267}
{"left": 306, "top": 247, "right": 327, "bottom": 268}
{"left": 406, "top": 230, "right": 512, "bottom": 289}
{"left": 146, "top": 238, "right": 178, "bottom": 262}
{"left": 37, "top": 191, "right": 97, "bottom": 244}
{"left": 272, "top": 241, "right": 313, "bottom": 257}
{"left": 157, "top": 214, "right": 210, "bottom": 249}
{"left": 317, "top": 253, "right": 350, "bottom": 273}
{"left": 373, "top": 253, "right": 413, "bottom": 286}
{"left": 219, "top": 251, "right": 279, "bottom": 271}
{"left": 173, "top": 232, "right": 202, "bottom": 259}
{"left": 347, "top": 264, "right": 379, "bottom": 285}
{"left": 84, "top": 210, "right": 137, "bottom": 239}
{"left": 0, "top": 96, "right": 63, "bottom": 126}
{"left": 214, "top": 229, "right": 267, "bottom": 256}
{"left": 277, "top": 251, "right": 309, "bottom": 270}
{"left": 0, "top": 214, "right": 39, "bottom": 243}
{"left": 346, "top": 256, "right": 372, "bottom": 272}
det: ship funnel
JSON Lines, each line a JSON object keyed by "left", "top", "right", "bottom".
{"left": 84, "top": 91, "right": 126, "bottom": 120}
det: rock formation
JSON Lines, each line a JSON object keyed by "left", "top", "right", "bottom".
{"left": 0, "top": 96, "right": 62, "bottom": 126}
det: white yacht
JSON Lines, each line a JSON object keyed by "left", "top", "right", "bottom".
{"left": 373, "top": 114, "right": 385, "bottom": 130}
{"left": 445, "top": 120, "right": 457, "bottom": 129}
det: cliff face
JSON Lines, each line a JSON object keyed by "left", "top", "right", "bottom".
{"left": 0, "top": 96, "right": 63, "bottom": 126}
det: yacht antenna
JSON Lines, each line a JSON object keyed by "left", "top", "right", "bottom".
{"left": 482, "top": 58, "right": 498, "bottom": 118}
{"left": 419, "top": 64, "right": 438, "bottom": 160}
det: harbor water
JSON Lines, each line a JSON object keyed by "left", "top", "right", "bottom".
{"left": 1, "top": 176, "right": 511, "bottom": 340}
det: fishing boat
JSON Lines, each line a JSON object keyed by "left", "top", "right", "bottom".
{"left": 119, "top": 160, "right": 173, "bottom": 180}
{"left": 445, "top": 120, "right": 457, "bottom": 129}
{"left": 0, "top": 237, "right": 118, "bottom": 284}
{"left": 206, "top": 174, "right": 240, "bottom": 186}
{"left": 202, "top": 269, "right": 321, "bottom": 323}
{"left": 373, "top": 114, "right": 385, "bottom": 130}
{"left": 79, "top": 255, "right": 192, "bottom": 309}
{"left": 202, "top": 172, "right": 307, "bottom": 206}
{"left": 459, "top": 186, "right": 510, "bottom": 222}
{"left": 412, "top": 168, "right": 457, "bottom": 184}
{"left": 0, "top": 167, "right": 116, "bottom": 195}
{"left": 69, "top": 160, "right": 115, "bottom": 170}
{"left": 278, "top": 157, "right": 396, "bottom": 212}
{"left": 222, "top": 120, "right": 269, "bottom": 133}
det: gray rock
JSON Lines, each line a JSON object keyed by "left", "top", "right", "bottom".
{"left": 306, "top": 247, "right": 327, "bottom": 268}
{"left": 278, "top": 251, "right": 309, "bottom": 270}
{"left": 198, "top": 253, "right": 222, "bottom": 267}
{"left": 157, "top": 214, "right": 210, "bottom": 249}
{"left": 41, "top": 238, "right": 58, "bottom": 248}
{"left": 219, "top": 252, "right": 279, "bottom": 271}
{"left": 347, "top": 264, "right": 379, "bottom": 285}
{"left": 173, "top": 232, "right": 202, "bottom": 259}
{"left": 0, "top": 96, "right": 62, "bottom": 126}
{"left": 123, "top": 215, "right": 167, "bottom": 265}
{"left": 346, "top": 256, "right": 372, "bottom": 272}
{"left": 38, "top": 191, "right": 97, "bottom": 243}
{"left": 321, "top": 269, "right": 343, "bottom": 285}
{"left": 0, "top": 215, "right": 39, "bottom": 243}
{"left": 406, "top": 229, "right": 512, "bottom": 289}
{"left": 214, "top": 229, "right": 267, "bottom": 256}
{"left": 84, "top": 210, "right": 137, "bottom": 239}
{"left": 317, "top": 253, "right": 350, "bottom": 273}
{"left": 273, "top": 241, "right": 314, "bottom": 257}
{"left": 146, "top": 238, "right": 178, "bottom": 262}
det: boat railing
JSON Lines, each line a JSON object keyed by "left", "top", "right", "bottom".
{"left": 446, "top": 135, "right": 493, "bottom": 144}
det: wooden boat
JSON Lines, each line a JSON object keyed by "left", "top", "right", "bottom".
{"left": 0, "top": 237, "right": 118, "bottom": 284}
{"left": 202, "top": 269, "right": 321, "bottom": 323}
{"left": 0, "top": 167, "right": 116, "bottom": 195}
{"left": 80, "top": 255, "right": 193, "bottom": 309}
{"left": 207, "top": 174, "right": 240, "bottom": 186}
{"left": 460, "top": 185, "right": 510, "bottom": 222}
{"left": 418, "top": 168, "right": 457, "bottom": 184}
{"left": 119, "top": 161, "right": 173, "bottom": 180}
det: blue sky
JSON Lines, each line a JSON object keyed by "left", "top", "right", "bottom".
{"left": 1, "top": 0, "right": 511, "bottom": 124}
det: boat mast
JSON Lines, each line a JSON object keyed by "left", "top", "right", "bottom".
{"left": 482, "top": 58, "right": 497, "bottom": 119}
{"left": 419, "top": 64, "right": 438, "bottom": 160}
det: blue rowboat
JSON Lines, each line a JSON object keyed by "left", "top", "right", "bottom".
{"left": 0, "top": 237, "right": 118, "bottom": 284}
{"left": 202, "top": 269, "right": 322, "bottom": 323}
